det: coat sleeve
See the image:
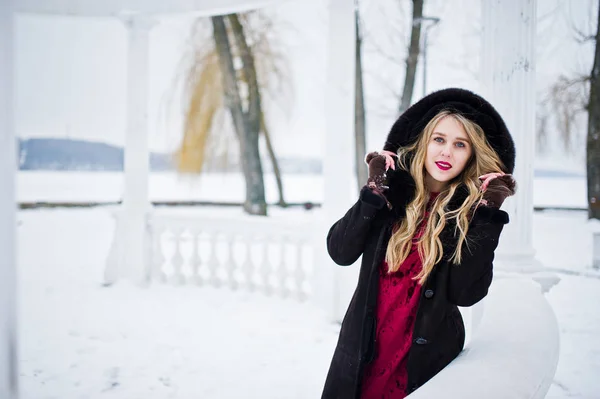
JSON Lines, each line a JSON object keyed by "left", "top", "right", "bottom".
{"left": 446, "top": 206, "right": 509, "bottom": 307}
{"left": 326, "top": 186, "right": 387, "bottom": 266}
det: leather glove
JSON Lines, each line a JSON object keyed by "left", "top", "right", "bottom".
{"left": 479, "top": 173, "right": 516, "bottom": 208}
{"left": 365, "top": 151, "right": 393, "bottom": 209}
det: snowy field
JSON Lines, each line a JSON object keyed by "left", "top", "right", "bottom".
{"left": 16, "top": 172, "right": 600, "bottom": 398}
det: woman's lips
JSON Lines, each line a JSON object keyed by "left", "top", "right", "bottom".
{"left": 435, "top": 161, "right": 452, "bottom": 171}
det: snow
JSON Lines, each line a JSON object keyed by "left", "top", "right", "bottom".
{"left": 16, "top": 172, "right": 600, "bottom": 398}
{"left": 17, "top": 171, "right": 588, "bottom": 210}
{"left": 546, "top": 275, "right": 600, "bottom": 399}
{"left": 18, "top": 208, "right": 337, "bottom": 399}
{"left": 17, "top": 172, "right": 324, "bottom": 205}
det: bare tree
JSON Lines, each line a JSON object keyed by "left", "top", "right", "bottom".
{"left": 176, "top": 13, "right": 290, "bottom": 215}
{"left": 399, "top": 0, "right": 424, "bottom": 114}
{"left": 544, "top": 75, "right": 589, "bottom": 153}
{"left": 355, "top": 6, "right": 367, "bottom": 191}
{"left": 588, "top": 3, "right": 600, "bottom": 219}
{"left": 225, "top": 14, "right": 267, "bottom": 215}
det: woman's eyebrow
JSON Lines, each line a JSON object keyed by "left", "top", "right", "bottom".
{"left": 433, "top": 132, "right": 470, "bottom": 142}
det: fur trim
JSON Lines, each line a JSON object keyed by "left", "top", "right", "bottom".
{"left": 384, "top": 167, "right": 470, "bottom": 219}
{"left": 359, "top": 186, "right": 386, "bottom": 209}
{"left": 383, "top": 168, "right": 416, "bottom": 218}
{"left": 472, "top": 205, "right": 510, "bottom": 224}
{"left": 383, "top": 167, "right": 510, "bottom": 225}
{"left": 382, "top": 88, "right": 516, "bottom": 174}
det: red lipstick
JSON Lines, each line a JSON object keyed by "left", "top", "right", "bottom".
{"left": 435, "top": 161, "right": 452, "bottom": 171}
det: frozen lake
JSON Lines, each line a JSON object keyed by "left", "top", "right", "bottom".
{"left": 17, "top": 170, "right": 588, "bottom": 210}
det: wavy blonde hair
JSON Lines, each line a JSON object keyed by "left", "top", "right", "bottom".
{"left": 386, "top": 110, "right": 505, "bottom": 284}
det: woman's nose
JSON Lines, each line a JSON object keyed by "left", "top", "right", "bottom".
{"left": 440, "top": 144, "right": 452, "bottom": 157}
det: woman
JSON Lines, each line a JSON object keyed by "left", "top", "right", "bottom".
{"left": 321, "top": 88, "right": 516, "bottom": 399}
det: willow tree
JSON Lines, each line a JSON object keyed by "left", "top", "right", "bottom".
{"left": 175, "top": 12, "right": 289, "bottom": 215}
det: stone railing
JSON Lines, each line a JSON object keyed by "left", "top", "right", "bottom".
{"left": 147, "top": 212, "right": 315, "bottom": 301}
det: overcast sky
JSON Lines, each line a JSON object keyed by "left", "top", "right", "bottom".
{"left": 14, "top": 0, "right": 596, "bottom": 158}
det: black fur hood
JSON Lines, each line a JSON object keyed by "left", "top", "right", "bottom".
{"left": 381, "top": 88, "right": 516, "bottom": 218}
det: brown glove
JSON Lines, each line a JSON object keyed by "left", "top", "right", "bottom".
{"left": 366, "top": 152, "right": 388, "bottom": 191}
{"left": 365, "top": 152, "right": 393, "bottom": 209}
{"left": 480, "top": 174, "right": 516, "bottom": 208}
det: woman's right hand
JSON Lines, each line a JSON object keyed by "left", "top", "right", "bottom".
{"left": 364, "top": 151, "right": 394, "bottom": 209}
{"left": 365, "top": 152, "right": 388, "bottom": 191}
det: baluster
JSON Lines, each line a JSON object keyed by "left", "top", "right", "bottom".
{"left": 294, "top": 240, "right": 307, "bottom": 301}
{"left": 242, "top": 236, "right": 255, "bottom": 292}
{"left": 190, "top": 228, "right": 203, "bottom": 286}
{"left": 170, "top": 226, "right": 185, "bottom": 285}
{"left": 278, "top": 236, "right": 289, "bottom": 299}
{"left": 225, "top": 235, "right": 238, "bottom": 290}
{"left": 261, "top": 237, "right": 273, "bottom": 296}
{"left": 151, "top": 222, "right": 167, "bottom": 283}
{"left": 208, "top": 231, "right": 220, "bottom": 287}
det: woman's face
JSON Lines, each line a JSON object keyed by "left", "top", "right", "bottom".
{"left": 424, "top": 116, "right": 473, "bottom": 192}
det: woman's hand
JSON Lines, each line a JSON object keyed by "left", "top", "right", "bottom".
{"left": 380, "top": 150, "right": 397, "bottom": 171}
{"left": 364, "top": 151, "right": 394, "bottom": 209}
{"left": 365, "top": 152, "right": 388, "bottom": 192}
{"left": 478, "top": 172, "right": 516, "bottom": 208}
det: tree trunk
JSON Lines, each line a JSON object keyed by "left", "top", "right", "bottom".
{"left": 588, "top": 4, "right": 600, "bottom": 220}
{"left": 228, "top": 14, "right": 267, "bottom": 216}
{"left": 261, "top": 114, "right": 286, "bottom": 207}
{"left": 355, "top": 7, "right": 367, "bottom": 192}
{"left": 212, "top": 15, "right": 267, "bottom": 216}
{"left": 399, "top": 0, "right": 424, "bottom": 115}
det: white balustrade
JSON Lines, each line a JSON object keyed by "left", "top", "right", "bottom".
{"left": 148, "top": 214, "right": 315, "bottom": 301}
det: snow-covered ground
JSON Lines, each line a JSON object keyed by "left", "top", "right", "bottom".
{"left": 16, "top": 172, "right": 600, "bottom": 398}
{"left": 18, "top": 207, "right": 339, "bottom": 399}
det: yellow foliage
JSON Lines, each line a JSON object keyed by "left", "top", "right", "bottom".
{"left": 175, "top": 51, "right": 223, "bottom": 173}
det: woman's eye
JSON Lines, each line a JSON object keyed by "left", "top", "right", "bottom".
{"left": 434, "top": 137, "right": 444, "bottom": 143}
{"left": 455, "top": 142, "right": 465, "bottom": 148}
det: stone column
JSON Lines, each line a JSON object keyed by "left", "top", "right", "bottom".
{"left": 315, "top": 0, "right": 357, "bottom": 322}
{"left": 104, "top": 14, "right": 157, "bottom": 285}
{"left": 0, "top": 0, "right": 18, "bottom": 396}
{"left": 480, "top": 0, "right": 557, "bottom": 291}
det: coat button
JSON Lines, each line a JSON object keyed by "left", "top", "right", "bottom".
{"left": 415, "top": 337, "right": 428, "bottom": 345}
{"left": 424, "top": 289, "right": 434, "bottom": 298}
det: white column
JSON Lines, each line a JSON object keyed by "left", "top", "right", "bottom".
{"left": 0, "top": 0, "right": 18, "bottom": 397}
{"left": 480, "top": 0, "right": 557, "bottom": 291}
{"left": 314, "top": 0, "right": 356, "bottom": 322}
{"left": 104, "top": 15, "right": 156, "bottom": 285}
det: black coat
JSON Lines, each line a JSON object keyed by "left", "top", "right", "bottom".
{"left": 320, "top": 169, "right": 510, "bottom": 398}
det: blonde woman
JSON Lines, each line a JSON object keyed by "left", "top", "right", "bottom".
{"left": 321, "top": 88, "right": 516, "bottom": 399}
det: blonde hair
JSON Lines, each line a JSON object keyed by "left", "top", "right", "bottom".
{"left": 386, "top": 110, "right": 505, "bottom": 284}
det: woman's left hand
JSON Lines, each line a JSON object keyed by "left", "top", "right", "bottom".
{"left": 479, "top": 172, "right": 505, "bottom": 192}
{"left": 478, "top": 173, "right": 516, "bottom": 208}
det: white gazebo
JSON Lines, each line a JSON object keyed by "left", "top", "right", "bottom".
{"left": 1, "top": 0, "right": 559, "bottom": 398}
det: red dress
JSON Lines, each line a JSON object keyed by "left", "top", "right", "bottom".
{"left": 360, "top": 194, "right": 437, "bottom": 399}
